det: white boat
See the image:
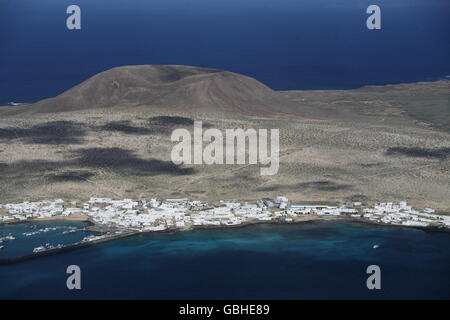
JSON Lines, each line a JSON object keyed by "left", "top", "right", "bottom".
{"left": 8, "top": 102, "right": 26, "bottom": 106}
{"left": 373, "top": 245, "right": 379, "bottom": 249}
{"left": 0, "top": 235, "right": 15, "bottom": 242}
{"left": 33, "top": 246, "right": 46, "bottom": 253}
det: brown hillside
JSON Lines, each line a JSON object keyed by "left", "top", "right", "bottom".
{"left": 21, "top": 65, "right": 302, "bottom": 117}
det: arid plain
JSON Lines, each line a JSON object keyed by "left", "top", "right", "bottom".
{"left": 0, "top": 66, "right": 449, "bottom": 212}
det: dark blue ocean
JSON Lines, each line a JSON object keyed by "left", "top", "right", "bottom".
{"left": 0, "top": 0, "right": 449, "bottom": 105}
{"left": 1, "top": 221, "right": 450, "bottom": 299}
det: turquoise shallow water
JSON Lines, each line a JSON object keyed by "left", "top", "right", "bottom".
{"left": 0, "top": 221, "right": 449, "bottom": 299}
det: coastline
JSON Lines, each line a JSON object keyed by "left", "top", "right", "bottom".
{"left": 1, "top": 214, "right": 448, "bottom": 265}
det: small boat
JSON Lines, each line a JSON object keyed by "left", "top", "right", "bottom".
{"left": 8, "top": 102, "right": 25, "bottom": 106}
{"left": 373, "top": 245, "right": 379, "bottom": 249}
{"left": 33, "top": 246, "right": 46, "bottom": 253}
{"left": 0, "top": 235, "right": 15, "bottom": 242}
